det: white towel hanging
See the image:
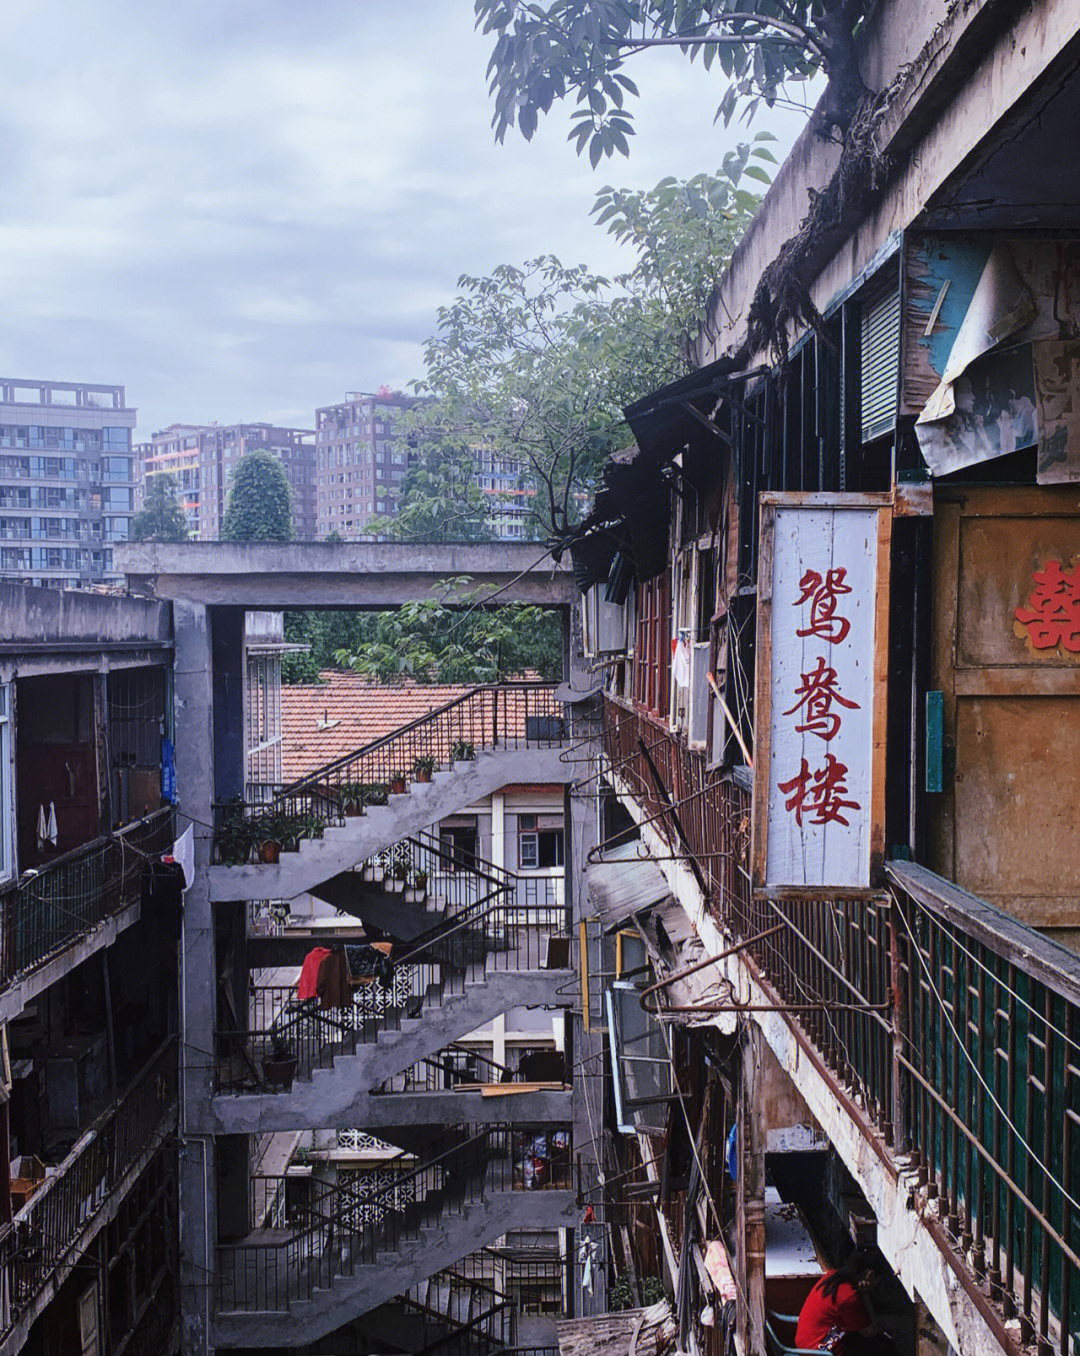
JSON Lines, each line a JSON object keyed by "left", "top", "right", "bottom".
{"left": 46, "top": 802, "right": 58, "bottom": 847}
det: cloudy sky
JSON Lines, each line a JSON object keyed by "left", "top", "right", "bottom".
{"left": 1, "top": 1, "right": 809, "bottom": 437}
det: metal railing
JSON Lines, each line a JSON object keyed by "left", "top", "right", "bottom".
{"left": 0, "top": 808, "right": 174, "bottom": 988}
{"left": 216, "top": 1125, "right": 573, "bottom": 1313}
{"left": 401, "top": 1262, "right": 517, "bottom": 1353}
{"left": 449, "top": 1246, "right": 567, "bottom": 1317}
{"left": 601, "top": 695, "right": 1080, "bottom": 1353}
{"left": 0, "top": 1039, "right": 177, "bottom": 1337}
{"left": 215, "top": 851, "right": 569, "bottom": 1094}
{"left": 213, "top": 683, "right": 567, "bottom": 854}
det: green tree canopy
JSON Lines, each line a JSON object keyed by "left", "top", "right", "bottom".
{"left": 333, "top": 580, "right": 562, "bottom": 685}
{"left": 131, "top": 473, "right": 189, "bottom": 542}
{"left": 476, "top": 0, "right": 869, "bottom": 165}
{"left": 221, "top": 450, "right": 295, "bottom": 542}
{"left": 391, "top": 156, "right": 764, "bottom": 541}
{"left": 364, "top": 439, "right": 494, "bottom": 544}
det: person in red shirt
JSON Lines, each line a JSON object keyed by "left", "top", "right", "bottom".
{"left": 795, "top": 1248, "right": 893, "bottom": 1355}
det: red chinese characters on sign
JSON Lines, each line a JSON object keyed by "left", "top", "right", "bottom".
{"left": 778, "top": 753, "right": 860, "bottom": 827}
{"left": 778, "top": 566, "right": 862, "bottom": 824}
{"left": 1014, "top": 559, "right": 1080, "bottom": 652}
{"left": 783, "top": 655, "right": 860, "bottom": 740}
{"left": 794, "top": 568, "right": 853, "bottom": 644}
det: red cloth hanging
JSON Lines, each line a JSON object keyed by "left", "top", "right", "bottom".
{"left": 298, "top": 947, "right": 332, "bottom": 1001}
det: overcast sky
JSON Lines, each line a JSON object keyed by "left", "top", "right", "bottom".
{"left": 1, "top": 1, "right": 809, "bottom": 438}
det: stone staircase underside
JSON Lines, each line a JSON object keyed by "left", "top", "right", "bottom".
{"left": 203, "top": 969, "right": 573, "bottom": 1134}
{"left": 210, "top": 746, "right": 573, "bottom": 902}
{"left": 212, "top": 1187, "right": 576, "bottom": 1348}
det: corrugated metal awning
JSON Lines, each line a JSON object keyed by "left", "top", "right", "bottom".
{"left": 584, "top": 843, "right": 672, "bottom": 929}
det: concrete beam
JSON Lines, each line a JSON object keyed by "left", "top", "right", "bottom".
{"left": 115, "top": 541, "right": 575, "bottom": 608}
{"left": 207, "top": 1086, "right": 573, "bottom": 1135}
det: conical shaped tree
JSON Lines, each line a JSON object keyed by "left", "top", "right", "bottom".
{"left": 131, "top": 472, "right": 190, "bottom": 541}
{"left": 221, "top": 450, "right": 294, "bottom": 541}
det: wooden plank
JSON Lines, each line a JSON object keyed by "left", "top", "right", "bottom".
{"left": 750, "top": 501, "right": 775, "bottom": 889}
{"left": 478, "top": 1081, "right": 566, "bottom": 1097}
{"left": 870, "top": 507, "right": 892, "bottom": 884}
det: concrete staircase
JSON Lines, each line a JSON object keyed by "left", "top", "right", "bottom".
{"left": 213, "top": 1134, "right": 576, "bottom": 1348}
{"left": 210, "top": 750, "right": 573, "bottom": 904}
{"left": 206, "top": 962, "right": 572, "bottom": 1135}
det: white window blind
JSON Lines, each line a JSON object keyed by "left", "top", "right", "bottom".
{"left": 860, "top": 287, "right": 901, "bottom": 442}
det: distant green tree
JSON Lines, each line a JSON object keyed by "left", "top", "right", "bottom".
{"left": 363, "top": 441, "right": 493, "bottom": 544}
{"left": 131, "top": 473, "right": 189, "bottom": 542}
{"left": 221, "top": 450, "right": 294, "bottom": 542}
{"left": 325, "top": 530, "right": 344, "bottom": 543}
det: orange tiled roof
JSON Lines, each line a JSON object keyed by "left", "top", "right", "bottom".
{"left": 280, "top": 673, "right": 476, "bottom": 782}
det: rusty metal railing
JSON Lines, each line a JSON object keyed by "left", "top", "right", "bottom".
{"left": 601, "top": 695, "right": 1080, "bottom": 1352}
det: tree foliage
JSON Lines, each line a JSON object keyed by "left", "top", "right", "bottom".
{"left": 131, "top": 473, "right": 189, "bottom": 542}
{"left": 363, "top": 439, "right": 494, "bottom": 543}
{"left": 394, "top": 156, "right": 764, "bottom": 541}
{"left": 333, "top": 580, "right": 563, "bottom": 685}
{"left": 476, "top": 0, "right": 869, "bottom": 166}
{"left": 221, "top": 450, "right": 295, "bottom": 542}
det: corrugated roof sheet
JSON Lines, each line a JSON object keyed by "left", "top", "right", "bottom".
{"left": 583, "top": 842, "right": 672, "bottom": 928}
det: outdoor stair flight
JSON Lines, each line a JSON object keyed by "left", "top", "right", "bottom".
{"left": 347, "top": 1259, "right": 518, "bottom": 1356}
{"left": 209, "top": 683, "right": 574, "bottom": 902}
{"left": 213, "top": 1125, "right": 575, "bottom": 1347}
{"left": 210, "top": 830, "right": 574, "bottom": 1133}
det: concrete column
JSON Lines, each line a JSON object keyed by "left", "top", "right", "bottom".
{"left": 565, "top": 606, "right": 607, "bottom": 1314}
{"left": 175, "top": 602, "right": 217, "bottom": 1356}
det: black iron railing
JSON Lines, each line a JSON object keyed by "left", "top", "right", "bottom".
{"left": 216, "top": 1125, "right": 573, "bottom": 1313}
{"left": 0, "top": 1039, "right": 177, "bottom": 1337}
{"left": 212, "top": 682, "right": 567, "bottom": 858}
{"left": 0, "top": 807, "right": 174, "bottom": 988}
{"left": 215, "top": 836, "right": 569, "bottom": 1095}
{"left": 602, "top": 695, "right": 1080, "bottom": 1353}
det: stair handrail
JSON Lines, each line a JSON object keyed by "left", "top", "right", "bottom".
{"left": 276, "top": 679, "right": 562, "bottom": 801}
{"left": 410, "top": 1296, "right": 517, "bottom": 1356}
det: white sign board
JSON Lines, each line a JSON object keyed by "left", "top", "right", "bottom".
{"left": 753, "top": 497, "right": 890, "bottom": 891}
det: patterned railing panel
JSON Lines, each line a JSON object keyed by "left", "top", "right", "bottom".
{"left": 0, "top": 808, "right": 175, "bottom": 988}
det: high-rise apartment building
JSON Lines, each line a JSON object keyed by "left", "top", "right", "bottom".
{"left": 0, "top": 379, "right": 137, "bottom": 588}
{"left": 138, "top": 422, "right": 316, "bottom": 539}
{"left": 315, "top": 389, "right": 416, "bottom": 535}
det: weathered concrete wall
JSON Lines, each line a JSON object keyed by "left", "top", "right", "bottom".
{"left": 703, "top": 0, "right": 1080, "bottom": 365}
{"left": 115, "top": 541, "right": 575, "bottom": 607}
{"left": 0, "top": 580, "right": 171, "bottom": 678}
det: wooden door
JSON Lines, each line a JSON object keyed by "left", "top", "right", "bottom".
{"left": 932, "top": 486, "right": 1080, "bottom": 949}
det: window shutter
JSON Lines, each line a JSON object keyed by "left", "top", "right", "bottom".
{"left": 860, "top": 288, "right": 901, "bottom": 442}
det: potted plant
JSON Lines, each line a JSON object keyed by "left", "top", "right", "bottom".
{"left": 411, "top": 868, "right": 428, "bottom": 904}
{"left": 339, "top": 782, "right": 367, "bottom": 817}
{"left": 249, "top": 812, "right": 284, "bottom": 863}
{"left": 389, "top": 769, "right": 408, "bottom": 795}
{"left": 364, "top": 781, "right": 389, "bottom": 806}
{"left": 412, "top": 755, "right": 438, "bottom": 784}
{"left": 451, "top": 740, "right": 476, "bottom": 763}
{"left": 215, "top": 809, "right": 254, "bottom": 866}
{"left": 263, "top": 1034, "right": 298, "bottom": 1090}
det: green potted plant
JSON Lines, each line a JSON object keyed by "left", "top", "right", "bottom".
{"left": 263, "top": 1033, "right": 298, "bottom": 1090}
{"left": 451, "top": 740, "right": 476, "bottom": 763}
{"left": 250, "top": 812, "right": 284, "bottom": 863}
{"left": 407, "top": 868, "right": 429, "bottom": 904}
{"left": 339, "top": 782, "right": 367, "bottom": 817}
{"left": 389, "top": 768, "right": 408, "bottom": 795}
{"left": 215, "top": 807, "right": 254, "bottom": 866}
{"left": 364, "top": 781, "right": 389, "bottom": 806}
{"left": 412, "top": 755, "right": 438, "bottom": 784}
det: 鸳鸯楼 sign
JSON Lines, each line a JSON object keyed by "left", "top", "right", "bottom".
{"left": 752, "top": 495, "right": 891, "bottom": 891}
